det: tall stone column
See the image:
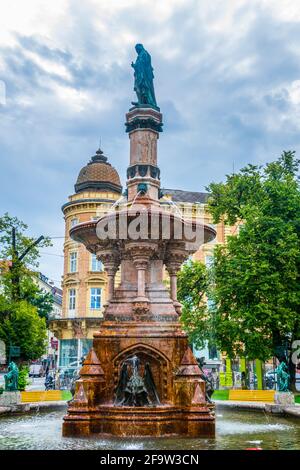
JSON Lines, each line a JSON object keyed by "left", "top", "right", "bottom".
{"left": 165, "top": 263, "right": 182, "bottom": 315}
{"left": 135, "top": 260, "right": 148, "bottom": 301}
{"left": 169, "top": 269, "right": 178, "bottom": 302}
{"left": 125, "top": 107, "right": 163, "bottom": 204}
{"left": 96, "top": 250, "right": 120, "bottom": 304}
{"left": 126, "top": 242, "right": 157, "bottom": 305}
{"left": 165, "top": 246, "right": 188, "bottom": 315}
{"left": 106, "top": 267, "right": 117, "bottom": 301}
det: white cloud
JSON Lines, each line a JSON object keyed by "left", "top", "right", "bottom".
{"left": 0, "top": 0, "right": 68, "bottom": 47}
{"left": 259, "top": 0, "right": 300, "bottom": 22}
{"left": 24, "top": 50, "right": 72, "bottom": 80}
{"left": 286, "top": 80, "right": 300, "bottom": 105}
{"left": 1, "top": 0, "right": 300, "bottom": 281}
{"left": 0, "top": 80, "right": 6, "bottom": 105}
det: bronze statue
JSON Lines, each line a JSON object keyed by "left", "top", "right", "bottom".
{"left": 131, "top": 44, "right": 158, "bottom": 108}
{"left": 197, "top": 357, "right": 214, "bottom": 403}
{"left": 114, "top": 355, "right": 160, "bottom": 406}
{"left": 4, "top": 361, "right": 19, "bottom": 391}
{"left": 70, "top": 355, "right": 86, "bottom": 397}
{"left": 275, "top": 361, "right": 290, "bottom": 392}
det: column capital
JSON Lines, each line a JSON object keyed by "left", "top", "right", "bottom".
{"left": 165, "top": 263, "right": 181, "bottom": 276}
{"left": 125, "top": 242, "right": 157, "bottom": 266}
{"left": 96, "top": 249, "right": 120, "bottom": 273}
{"left": 165, "top": 256, "right": 187, "bottom": 275}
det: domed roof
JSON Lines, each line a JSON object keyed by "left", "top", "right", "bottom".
{"left": 75, "top": 148, "right": 122, "bottom": 194}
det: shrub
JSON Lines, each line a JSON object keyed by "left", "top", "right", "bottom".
{"left": 18, "top": 365, "right": 30, "bottom": 391}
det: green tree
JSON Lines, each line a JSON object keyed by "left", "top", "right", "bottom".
{"left": 0, "top": 300, "right": 47, "bottom": 362}
{"left": 18, "top": 365, "right": 30, "bottom": 391}
{"left": 21, "top": 277, "right": 54, "bottom": 324}
{"left": 0, "top": 213, "right": 50, "bottom": 267}
{"left": 207, "top": 151, "right": 300, "bottom": 390}
{"left": 0, "top": 212, "right": 51, "bottom": 302}
{"left": 0, "top": 213, "right": 51, "bottom": 361}
{"left": 177, "top": 260, "right": 211, "bottom": 350}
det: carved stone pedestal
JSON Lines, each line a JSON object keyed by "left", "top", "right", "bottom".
{"left": 63, "top": 325, "right": 215, "bottom": 437}
{"left": 63, "top": 98, "right": 216, "bottom": 438}
{"left": 63, "top": 404, "right": 215, "bottom": 438}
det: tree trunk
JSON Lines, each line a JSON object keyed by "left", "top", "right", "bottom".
{"left": 288, "top": 353, "right": 297, "bottom": 393}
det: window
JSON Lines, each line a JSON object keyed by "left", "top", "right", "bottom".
{"left": 91, "top": 254, "right": 103, "bottom": 272}
{"left": 69, "top": 289, "right": 76, "bottom": 312}
{"left": 59, "top": 339, "right": 93, "bottom": 372}
{"left": 208, "top": 224, "right": 217, "bottom": 243}
{"left": 90, "top": 288, "right": 102, "bottom": 309}
{"left": 59, "top": 339, "right": 78, "bottom": 369}
{"left": 69, "top": 252, "right": 77, "bottom": 273}
{"left": 205, "top": 256, "right": 213, "bottom": 268}
{"left": 70, "top": 218, "right": 78, "bottom": 228}
{"left": 208, "top": 344, "right": 219, "bottom": 360}
{"left": 81, "top": 339, "right": 93, "bottom": 359}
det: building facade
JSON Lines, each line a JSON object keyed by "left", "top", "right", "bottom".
{"left": 49, "top": 148, "right": 123, "bottom": 372}
{"left": 36, "top": 272, "right": 62, "bottom": 370}
{"left": 0, "top": 261, "right": 62, "bottom": 369}
{"left": 160, "top": 189, "right": 240, "bottom": 373}
{"left": 50, "top": 149, "right": 240, "bottom": 374}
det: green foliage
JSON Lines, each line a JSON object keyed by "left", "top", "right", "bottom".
{"left": 212, "top": 389, "right": 229, "bottom": 400}
{"left": 0, "top": 212, "right": 52, "bottom": 304}
{"left": 177, "top": 260, "right": 210, "bottom": 349}
{"left": 0, "top": 212, "right": 51, "bottom": 269}
{"left": 206, "top": 151, "right": 300, "bottom": 372}
{"left": 21, "top": 277, "right": 54, "bottom": 323}
{"left": 0, "top": 300, "right": 47, "bottom": 362}
{"left": 18, "top": 365, "right": 30, "bottom": 391}
{"left": 0, "top": 386, "right": 4, "bottom": 395}
{"left": 62, "top": 390, "right": 72, "bottom": 401}
{"left": 0, "top": 214, "right": 51, "bottom": 361}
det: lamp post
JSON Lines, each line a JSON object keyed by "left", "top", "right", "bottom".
{"left": 10, "top": 227, "right": 44, "bottom": 302}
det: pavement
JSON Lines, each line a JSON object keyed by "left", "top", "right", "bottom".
{"left": 214, "top": 399, "right": 300, "bottom": 418}
{"left": 1, "top": 371, "right": 300, "bottom": 419}
{"left": 0, "top": 400, "right": 67, "bottom": 415}
{"left": 0, "top": 397, "right": 300, "bottom": 418}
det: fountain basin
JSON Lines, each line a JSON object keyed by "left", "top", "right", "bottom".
{"left": 70, "top": 205, "right": 216, "bottom": 251}
{"left": 1, "top": 407, "right": 299, "bottom": 450}
{"left": 63, "top": 403, "right": 215, "bottom": 438}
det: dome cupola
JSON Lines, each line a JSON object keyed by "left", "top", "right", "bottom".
{"left": 75, "top": 148, "right": 122, "bottom": 194}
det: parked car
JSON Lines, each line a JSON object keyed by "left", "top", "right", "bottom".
{"left": 29, "top": 363, "right": 43, "bottom": 377}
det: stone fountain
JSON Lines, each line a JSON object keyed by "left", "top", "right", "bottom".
{"left": 62, "top": 44, "right": 216, "bottom": 438}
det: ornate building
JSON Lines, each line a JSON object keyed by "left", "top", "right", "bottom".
{"left": 50, "top": 148, "right": 123, "bottom": 372}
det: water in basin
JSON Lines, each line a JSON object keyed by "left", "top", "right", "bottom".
{"left": 0, "top": 406, "right": 299, "bottom": 450}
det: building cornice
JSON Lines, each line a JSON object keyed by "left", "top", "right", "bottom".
{"left": 49, "top": 317, "right": 104, "bottom": 339}
{"left": 61, "top": 198, "right": 118, "bottom": 213}
{"left": 75, "top": 181, "right": 122, "bottom": 195}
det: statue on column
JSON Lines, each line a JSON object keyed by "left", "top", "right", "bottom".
{"left": 131, "top": 44, "right": 158, "bottom": 108}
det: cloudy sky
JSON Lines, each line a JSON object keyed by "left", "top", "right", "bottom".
{"left": 1, "top": 0, "right": 300, "bottom": 283}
